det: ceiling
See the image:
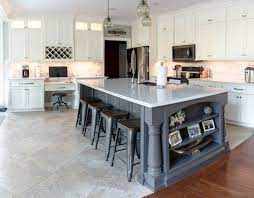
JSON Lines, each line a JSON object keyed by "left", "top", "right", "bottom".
{"left": 10, "top": 0, "right": 221, "bottom": 20}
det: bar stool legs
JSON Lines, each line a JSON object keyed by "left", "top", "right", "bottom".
{"left": 75, "top": 102, "right": 82, "bottom": 127}
{"left": 127, "top": 129, "right": 137, "bottom": 182}
{"left": 105, "top": 117, "right": 113, "bottom": 161}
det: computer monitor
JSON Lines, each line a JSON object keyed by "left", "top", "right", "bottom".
{"left": 49, "top": 67, "right": 68, "bottom": 78}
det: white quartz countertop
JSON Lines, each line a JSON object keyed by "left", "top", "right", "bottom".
{"left": 9, "top": 77, "right": 46, "bottom": 80}
{"left": 78, "top": 78, "right": 227, "bottom": 108}
{"left": 189, "top": 78, "right": 254, "bottom": 86}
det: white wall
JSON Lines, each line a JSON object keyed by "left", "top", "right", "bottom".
{"left": 0, "top": 19, "right": 4, "bottom": 105}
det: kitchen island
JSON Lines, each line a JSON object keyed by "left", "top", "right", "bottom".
{"left": 78, "top": 78, "right": 229, "bottom": 192}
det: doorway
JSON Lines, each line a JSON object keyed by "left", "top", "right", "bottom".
{"left": 104, "top": 40, "right": 127, "bottom": 78}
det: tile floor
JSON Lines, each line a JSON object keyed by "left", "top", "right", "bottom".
{"left": 0, "top": 110, "right": 253, "bottom": 198}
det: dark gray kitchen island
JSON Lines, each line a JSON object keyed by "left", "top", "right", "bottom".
{"left": 78, "top": 78, "right": 229, "bottom": 192}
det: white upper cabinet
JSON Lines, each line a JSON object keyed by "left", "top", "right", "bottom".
{"left": 74, "top": 22, "right": 103, "bottom": 61}
{"left": 226, "top": 19, "right": 246, "bottom": 59}
{"left": 10, "top": 19, "right": 42, "bottom": 62}
{"left": 197, "top": 8, "right": 226, "bottom": 25}
{"left": 44, "top": 16, "right": 74, "bottom": 47}
{"left": 131, "top": 22, "right": 149, "bottom": 48}
{"left": 196, "top": 8, "right": 226, "bottom": 60}
{"left": 157, "top": 15, "right": 174, "bottom": 60}
{"left": 227, "top": 5, "right": 254, "bottom": 21}
{"left": 174, "top": 14, "right": 196, "bottom": 45}
{"left": 197, "top": 22, "right": 226, "bottom": 60}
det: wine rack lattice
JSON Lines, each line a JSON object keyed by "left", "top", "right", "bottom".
{"left": 45, "top": 46, "right": 73, "bottom": 59}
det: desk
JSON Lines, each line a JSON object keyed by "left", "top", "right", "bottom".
{"left": 8, "top": 76, "right": 107, "bottom": 112}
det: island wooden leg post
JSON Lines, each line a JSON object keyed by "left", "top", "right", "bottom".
{"left": 148, "top": 124, "right": 162, "bottom": 176}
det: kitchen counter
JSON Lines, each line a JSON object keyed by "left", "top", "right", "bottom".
{"left": 78, "top": 78, "right": 229, "bottom": 192}
{"left": 189, "top": 78, "right": 254, "bottom": 86}
{"left": 78, "top": 78, "right": 226, "bottom": 108}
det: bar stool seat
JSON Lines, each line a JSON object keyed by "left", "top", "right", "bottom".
{"left": 83, "top": 102, "right": 112, "bottom": 145}
{"left": 75, "top": 98, "right": 100, "bottom": 127}
{"left": 111, "top": 119, "right": 141, "bottom": 182}
{"left": 95, "top": 109, "right": 129, "bottom": 161}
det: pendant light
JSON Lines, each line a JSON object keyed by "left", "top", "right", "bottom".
{"left": 142, "top": 14, "right": 152, "bottom": 27}
{"left": 104, "top": 0, "right": 113, "bottom": 29}
{"left": 137, "top": 0, "right": 150, "bottom": 18}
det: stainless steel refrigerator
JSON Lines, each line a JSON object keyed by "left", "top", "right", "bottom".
{"left": 127, "top": 46, "right": 149, "bottom": 80}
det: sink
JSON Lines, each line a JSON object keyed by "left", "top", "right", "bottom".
{"left": 140, "top": 82, "right": 157, "bottom": 86}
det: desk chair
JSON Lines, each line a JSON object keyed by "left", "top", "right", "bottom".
{"left": 51, "top": 93, "right": 69, "bottom": 111}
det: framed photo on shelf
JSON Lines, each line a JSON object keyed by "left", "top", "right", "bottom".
{"left": 187, "top": 124, "right": 201, "bottom": 138}
{"left": 202, "top": 119, "right": 216, "bottom": 132}
{"left": 169, "top": 130, "right": 182, "bottom": 147}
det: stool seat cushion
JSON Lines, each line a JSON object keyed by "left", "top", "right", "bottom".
{"left": 101, "top": 110, "right": 129, "bottom": 119}
{"left": 118, "top": 119, "right": 140, "bottom": 131}
{"left": 53, "top": 93, "right": 67, "bottom": 97}
{"left": 88, "top": 102, "right": 111, "bottom": 110}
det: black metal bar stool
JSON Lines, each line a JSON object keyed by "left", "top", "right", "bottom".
{"left": 95, "top": 109, "right": 129, "bottom": 161}
{"left": 110, "top": 119, "right": 140, "bottom": 182}
{"left": 83, "top": 102, "right": 112, "bottom": 145}
{"left": 75, "top": 98, "right": 100, "bottom": 127}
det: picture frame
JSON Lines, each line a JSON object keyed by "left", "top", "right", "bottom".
{"left": 187, "top": 124, "right": 201, "bottom": 138}
{"left": 169, "top": 130, "right": 182, "bottom": 147}
{"left": 202, "top": 119, "right": 216, "bottom": 132}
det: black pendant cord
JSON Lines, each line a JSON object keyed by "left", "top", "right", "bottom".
{"left": 108, "top": 0, "right": 110, "bottom": 19}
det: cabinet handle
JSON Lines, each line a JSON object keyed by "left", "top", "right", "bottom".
{"left": 241, "top": 54, "right": 246, "bottom": 56}
{"left": 182, "top": 40, "right": 186, "bottom": 43}
{"left": 23, "top": 83, "right": 34, "bottom": 85}
{"left": 242, "top": 14, "right": 247, "bottom": 18}
{"left": 234, "top": 88, "right": 244, "bottom": 91}
{"left": 59, "top": 87, "right": 66, "bottom": 89}
{"left": 208, "top": 19, "right": 213, "bottom": 22}
{"left": 163, "top": 56, "right": 166, "bottom": 59}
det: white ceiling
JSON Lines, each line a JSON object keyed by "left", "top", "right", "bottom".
{"left": 10, "top": 0, "right": 221, "bottom": 20}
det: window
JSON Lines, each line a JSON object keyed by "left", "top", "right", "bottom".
{"left": 11, "top": 20, "right": 25, "bottom": 29}
{"left": 27, "top": 20, "right": 42, "bottom": 29}
{"left": 91, "top": 23, "right": 102, "bottom": 31}
{"left": 76, "top": 22, "right": 88, "bottom": 30}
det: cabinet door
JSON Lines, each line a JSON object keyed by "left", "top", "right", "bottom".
{"left": 196, "top": 24, "right": 211, "bottom": 60}
{"left": 59, "top": 17, "right": 73, "bottom": 46}
{"left": 11, "top": 28, "right": 27, "bottom": 61}
{"left": 9, "top": 88, "right": 27, "bottom": 109}
{"left": 226, "top": 20, "right": 246, "bottom": 59}
{"left": 27, "top": 28, "right": 42, "bottom": 61}
{"left": 246, "top": 19, "right": 254, "bottom": 58}
{"left": 28, "top": 87, "right": 44, "bottom": 109}
{"left": 75, "top": 30, "right": 89, "bottom": 60}
{"left": 90, "top": 30, "right": 103, "bottom": 60}
{"left": 211, "top": 22, "right": 226, "bottom": 59}
{"left": 243, "top": 94, "right": 254, "bottom": 125}
{"left": 44, "top": 17, "right": 59, "bottom": 46}
{"left": 158, "top": 19, "right": 173, "bottom": 60}
{"left": 174, "top": 16, "right": 185, "bottom": 45}
{"left": 185, "top": 15, "right": 196, "bottom": 44}
{"left": 131, "top": 25, "right": 138, "bottom": 48}
{"left": 225, "top": 93, "right": 244, "bottom": 122}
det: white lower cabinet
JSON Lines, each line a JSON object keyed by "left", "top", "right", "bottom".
{"left": 9, "top": 80, "right": 44, "bottom": 111}
{"left": 189, "top": 80, "right": 254, "bottom": 127}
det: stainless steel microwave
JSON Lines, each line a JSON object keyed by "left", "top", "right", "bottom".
{"left": 172, "top": 45, "right": 196, "bottom": 62}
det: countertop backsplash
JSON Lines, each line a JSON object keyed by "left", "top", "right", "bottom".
{"left": 8, "top": 61, "right": 104, "bottom": 79}
{"left": 150, "top": 60, "right": 253, "bottom": 82}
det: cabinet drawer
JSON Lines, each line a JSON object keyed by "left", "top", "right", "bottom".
{"left": 222, "top": 84, "right": 247, "bottom": 94}
{"left": 10, "top": 80, "right": 44, "bottom": 87}
{"left": 45, "top": 84, "right": 75, "bottom": 91}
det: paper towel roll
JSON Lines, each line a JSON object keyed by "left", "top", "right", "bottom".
{"left": 157, "top": 63, "right": 168, "bottom": 87}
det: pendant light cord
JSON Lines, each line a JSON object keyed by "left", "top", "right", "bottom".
{"left": 108, "top": 0, "right": 110, "bottom": 18}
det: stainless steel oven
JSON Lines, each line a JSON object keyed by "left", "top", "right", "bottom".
{"left": 172, "top": 45, "right": 195, "bottom": 62}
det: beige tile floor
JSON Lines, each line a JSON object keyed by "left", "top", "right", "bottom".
{"left": 0, "top": 110, "right": 253, "bottom": 198}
